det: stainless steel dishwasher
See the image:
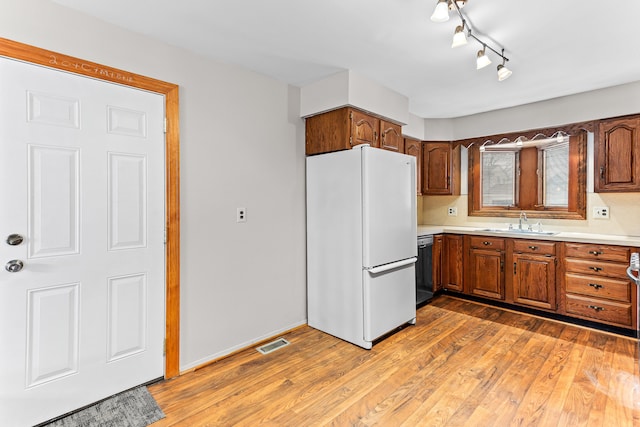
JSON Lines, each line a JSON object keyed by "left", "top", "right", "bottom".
{"left": 416, "top": 235, "right": 434, "bottom": 306}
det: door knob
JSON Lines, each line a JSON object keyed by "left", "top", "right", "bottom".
{"left": 6, "top": 234, "right": 24, "bottom": 246}
{"left": 5, "top": 259, "right": 24, "bottom": 273}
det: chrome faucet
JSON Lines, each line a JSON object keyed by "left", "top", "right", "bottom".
{"left": 519, "top": 211, "right": 529, "bottom": 230}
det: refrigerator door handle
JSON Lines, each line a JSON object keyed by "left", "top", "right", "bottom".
{"left": 366, "top": 257, "right": 417, "bottom": 274}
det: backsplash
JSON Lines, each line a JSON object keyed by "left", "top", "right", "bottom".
{"left": 418, "top": 192, "right": 640, "bottom": 237}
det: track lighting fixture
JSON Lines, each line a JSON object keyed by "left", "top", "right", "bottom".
{"left": 430, "top": 0, "right": 512, "bottom": 81}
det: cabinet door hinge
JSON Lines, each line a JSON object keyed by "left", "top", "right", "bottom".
{"left": 513, "top": 262, "right": 517, "bottom": 275}
{"left": 163, "top": 339, "right": 167, "bottom": 356}
{"left": 164, "top": 118, "right": 167, "bottom": 133}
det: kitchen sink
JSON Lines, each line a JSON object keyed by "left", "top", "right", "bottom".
{"left": 478, "top": 228, "right": 559, "bottom": 236}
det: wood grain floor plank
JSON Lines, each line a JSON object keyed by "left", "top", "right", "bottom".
{"left": 148, "top": 296, "right": 639, "bottom": 426}
{"left": 599, "top": 338, "right": 639, "bottom": 426}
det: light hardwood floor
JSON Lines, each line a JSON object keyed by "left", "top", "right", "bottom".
{"left": 148, "top": 296, "right": 640, "bottom": 426}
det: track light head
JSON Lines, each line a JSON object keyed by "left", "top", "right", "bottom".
{"left": 451, "top": 25, "right": 467, "bottom": 48}
{"left": 430, "top": 0, "right": 450, "bottom": 22}
{"left": 497, "top": 63, "right": 512, "bottom": 81}
{"left": 476, "top": 49, "right": 491, "bottom": 69}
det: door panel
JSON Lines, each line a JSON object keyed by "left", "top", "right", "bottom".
{"left": 29, "top": 145, "right": 80, "bottom": 258}
{"left": 26, "top": 283, "right": 80, "bottom": 388}
{"left": 108, "top": 153, "right": 147, "bottom": 250}
{"left": 0, "top": 57, "right": 165, "bottom": 426}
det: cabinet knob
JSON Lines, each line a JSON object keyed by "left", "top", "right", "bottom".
{"left": 528, "top": 246, "right": 538, "bottom": 250}
{"left": 482, "top": 241, "right": 492, "bottom": 246}
{"left": 589, "top": 266, "right": 603, "bottom": 272}
{"left": 588, "top": 283, "right": 603, "bottom": 290}
{"left": 588, "top": 250, "right": 603, "bottom": 256}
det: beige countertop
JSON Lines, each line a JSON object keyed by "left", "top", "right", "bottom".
{"left": 417, "top": 225, "right": 640, "bottom": 247}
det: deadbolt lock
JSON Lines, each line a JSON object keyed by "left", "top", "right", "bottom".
{"left": 6, "top": 234, "right": 24, "bottom": 246}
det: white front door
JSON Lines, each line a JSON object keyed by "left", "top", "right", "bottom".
{"left": 0, "top": 57, "right": 165, "bottom": 426}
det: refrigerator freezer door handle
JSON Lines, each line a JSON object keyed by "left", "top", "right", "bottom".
{"left": 366, "top": 257, "right": 417, "bottom": 274}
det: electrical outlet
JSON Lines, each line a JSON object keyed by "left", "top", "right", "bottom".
{"left": 447, "top": 207, "right": 458, "bottom": 217}
{"left": 236, "top": 207, "right": 247, "bottom": 222}
{"left": 592, "top": 206, "right": 609, "bottom": 219}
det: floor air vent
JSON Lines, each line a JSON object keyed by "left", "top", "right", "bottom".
{"left": 256, "top": 337, "right": 290, "bottom": 355}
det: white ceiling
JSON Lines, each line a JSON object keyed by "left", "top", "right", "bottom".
{"left": 53, "top": 0, "right": 640, "bottom": 119}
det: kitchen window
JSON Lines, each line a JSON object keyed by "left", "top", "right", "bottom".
{"left": 481, "top": 150, "right": 517, "bottom": 207}
{"left": 542, "top": 141, "right": 569, "bottom": 207}
{"left": 468, "top": 130, "right": 587, "bottom": 220}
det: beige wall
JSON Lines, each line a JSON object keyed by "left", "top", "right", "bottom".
{"left": 420, "top": 193, "right": 640, "bottom": 237}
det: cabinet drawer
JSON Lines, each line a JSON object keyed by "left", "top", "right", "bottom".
{"left": 565, "top": 294, "right": 632, "bottom": 327}
{"left": 513, "top": 240, "right": 556, "bottom": 255}
{"left": 565, "top": 273, "right": 631, "bottom": 303}
{"left": 468, "top": 236, "right": 504, "bottom": 250}
{"left": 564, "top": 243, "right": 630, "bottom": 262}
{"left": 564, "top": 258, "right": 629, "bottom": 279}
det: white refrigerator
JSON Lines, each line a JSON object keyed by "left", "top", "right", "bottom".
{"left": 306, "top": 144, "right": 417, "bottom": 349}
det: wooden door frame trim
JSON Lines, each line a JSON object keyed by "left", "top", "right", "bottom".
{"left": 0, "top": 38, "right": 181, "bottom": 378}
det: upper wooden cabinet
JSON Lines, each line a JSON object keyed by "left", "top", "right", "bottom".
{"left": 304, "top": 107, "right": 403, "bottom": 156}
{"left": 379, "top": 119, "right": 403, "bottom": 152}
{"left": 422, "top": 141, "right": 460, "bottom": 195}
{"left": 595, "top": 115, "right": 640, "bottom": 192}
{"left": 404, "top": 137, "right": 422, "bottom": 195}
{"left": 350, "top": 109, "right": 379, "bottom": 149}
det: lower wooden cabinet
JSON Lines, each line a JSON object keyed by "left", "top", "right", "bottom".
{"left": 560, "top": 242, "right": 637, "bottom": 329}
{"left": 442, "top": 234, "right": 463, "bottom": 292}
{"left": 465, "top": 236, "right": 505, "bottom": 300}
{"left": 432, "top": 234, "right": 443, "bottom": 292}
{"left": 435, "top": 234, "right": 637, "bottom": 334}
{"left": 509, "top": 240, "right": 557, "bottom": 311}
